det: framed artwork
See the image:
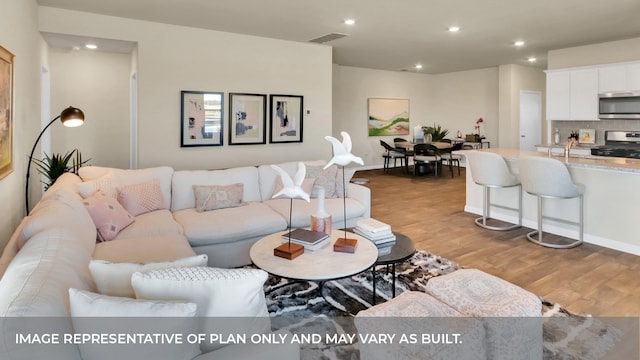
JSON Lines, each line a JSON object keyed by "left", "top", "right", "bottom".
{"left": 368, "top": 98, "right": 410, "bottom": 136}
{"left": 578, "top": 128, "right": 596, "bottom": 144}
{"left": 229, "top": 93, "right": 266, "bottom": 145}
{"left": 180, "top": 91, "right": 224, "bottom": 147}
{"left": 270, "top": 94, "right": 303, "bottom": 143}
{"left": 0, "top": 45, "right": 14, "bottom": 180}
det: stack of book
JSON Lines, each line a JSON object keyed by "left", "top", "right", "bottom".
{"left": 280, "top": 228, "right": 330, "bottom": 253}
{"left": 354, "top": 218, "right": 396, "bottom": 255}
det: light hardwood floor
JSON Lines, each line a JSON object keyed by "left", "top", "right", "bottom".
{"left": 359, "top": 167, "right": 640, "bottom": 317}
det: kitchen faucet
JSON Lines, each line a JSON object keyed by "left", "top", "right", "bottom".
{"left": 564, "top": 138, "right": 577, "bottom": 159}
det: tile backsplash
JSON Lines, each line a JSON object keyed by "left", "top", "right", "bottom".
{"left": 551, "top": 120, "right": 640, "bottom": 145}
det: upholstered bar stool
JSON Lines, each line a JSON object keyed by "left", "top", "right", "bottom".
{"left": 466, "top": 151, "right": 522, "bottom": 230}
{"left": 518, "top": 156, "right": 584, "bottom": 248}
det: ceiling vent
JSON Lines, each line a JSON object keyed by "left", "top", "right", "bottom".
{"left": 308, "top": 33, "right": 348, "bottom": 44}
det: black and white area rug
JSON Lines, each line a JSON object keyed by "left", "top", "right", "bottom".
{"left": 262, "top": 251, "right": 623, "bottom": 360}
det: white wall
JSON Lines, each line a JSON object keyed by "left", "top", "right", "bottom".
{"left": 39, "top": 7, "right": 333, "bottom": 170}
{"left": 430, "top": 68, "right": 499, "bottom": 146}
{"left": 498, "top": 64, "right": 546, "bottom": 148}
{"left": 332, "top": 65, "right": 432, "bottom": 167}
{"left": 49, "top": 48, "right": 131, "bottom": 169}
{"left": 0, "top": 0, "right": 42, "bottom": 250}
{"left": 548, "top": 37, "right": 640, "bottom": 70}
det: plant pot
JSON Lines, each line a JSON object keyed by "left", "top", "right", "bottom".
{"left": 465, "top": 134, "right": 480, "bottom": 142}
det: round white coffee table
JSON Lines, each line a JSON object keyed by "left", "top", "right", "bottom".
{"left": 250, "top": 229, "right": 378, "bottom": 281}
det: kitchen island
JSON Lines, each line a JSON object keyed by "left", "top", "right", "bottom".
{"left": 461, "top": 148, "right": 640, "bottom": 256}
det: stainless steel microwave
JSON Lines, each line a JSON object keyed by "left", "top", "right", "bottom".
{"left": 599, "top": 91, "right": 640, "bottom": 119}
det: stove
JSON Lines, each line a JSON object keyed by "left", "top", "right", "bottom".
{"left": 591, "top": 131, "right": 640, "bottom": 159}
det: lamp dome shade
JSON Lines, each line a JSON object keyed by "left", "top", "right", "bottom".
{"left": 60, "top": 106, "right": 85, "bottom": 127}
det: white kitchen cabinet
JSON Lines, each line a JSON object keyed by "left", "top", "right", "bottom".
{"left": 570, "top": 69, "right": 599, "bottom": 120}
{"left": 546, "top": 69, "right": 598, "bottom": 121}
{"left": 546, "top": 71, "right": 570, "bottom": 120}
{"left": 598, "top": 65, "right": 628, "bottom": 93}
{"left": 599, "top": 63, "right": 640, "bottom": 93}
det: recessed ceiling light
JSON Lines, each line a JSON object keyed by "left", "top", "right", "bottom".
{"left": 85, "top": 44, "right": 98, "bottom": 50}
{"left": 514, "top": 40, "right": 525, "bottom": 47}
{"left": 527, "top": 57, "right": 537, "bottom": 62}
{"left": 344, "top": 19, "right": 356, "bottom": 25}
{"left": 72, "top": 46, "right": 80, "bottom": 51}
{"left": 415, "top": 64, "right": 423, "bottom": 69}
{"left": 448, "top": 26, "right": 460, "bottom": 32}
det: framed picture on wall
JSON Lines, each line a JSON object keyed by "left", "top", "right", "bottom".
{"left": 180, "top": 90, "right": 224, "bottom": 147}
{"left": 367, "top": 98, "right": 410, "bottom": 136}
{"left": 270, "top": 94, "right": 303, "bottom": 143}
{"left": 0, "top": 45, "right": 14, "bottom": 180}
{"left": 229, "top": 93, "right": 266, "bottom": 145}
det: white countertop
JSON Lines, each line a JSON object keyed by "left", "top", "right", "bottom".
{"left": 461, "top": 148, "right": 640, "bottom": 174}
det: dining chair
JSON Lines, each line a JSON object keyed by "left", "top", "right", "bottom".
{"left": 441, "top": 142, "right": 463, "bottom": 177}
{"left": 379, "top": 140, "right": 406, "bottom": 173}
{"left": 413, "top": 144, "right": 442, "bottom": 176}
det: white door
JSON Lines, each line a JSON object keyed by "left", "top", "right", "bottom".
{"left": 520, "top": 91, "right": 541, "bottom": 151}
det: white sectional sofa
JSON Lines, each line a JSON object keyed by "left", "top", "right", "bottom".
{"left": 0, "top": 159, "right": 370, "bottom": 360}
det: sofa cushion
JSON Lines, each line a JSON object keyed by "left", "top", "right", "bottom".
{"left": 82, "top": 190, "right": 135, "bottom": 242}
{"left": 78, "top": 166, "right": 173, "bottom": 209}
{"left": 132, "top": 266, "right": 270, "bottom": 352}
{"left": 113, "top": 209, "right": 183, "bottom": 240}
{"left": 116, "top": 179, "right": 165, "bottom": 216}
{"left": 172, "top": 167, "right": 262, "bottom": 212}
{"left": 93, "top": 234, "right": 196, "bottom": 264}
{"left": 0, "top": 189, "right": 97, "bottom": 317}
{"left": 193, "top": 183, "right": 246, "bottom": 211}
{"left": 264, "top": 197, "right": 366, "bottom": 228}
{"left": 257, "top": 160, "right": 326, "bottom": 202}
{"left": 69, "top": 288, "right": 201, "bottom": 360}
{"left": 173, "top": 202, "right": 287, "bottom": 247}
{"left": 89, "top": 254, "right": 208, "bottom": 297}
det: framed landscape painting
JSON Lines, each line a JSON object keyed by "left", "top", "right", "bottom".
{"left": 229, "top": 93, "right": 266, "bottom": 145}
{"left": 270, "top": 95, "right": 303, "bottom": 143}
{"left": 0, "top": 45, "right": 14, "bottom": 180}
{"left": 368, "top": 98, "right": 409, "bottom": 136}
{"left": 180, "top": 91, "right": 224, "bottom": 147}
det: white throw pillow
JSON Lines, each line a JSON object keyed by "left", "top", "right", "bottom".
{"left": 89, "top": 254, "right": 208, "bottom": 298}
{"left": 131, "top": 266, "right": 270, "bottom": 352}
{"left": 69, "top": 288, "right": 201, "bottom": 360}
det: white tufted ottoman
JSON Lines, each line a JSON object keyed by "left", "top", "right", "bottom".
{"left": 425, "top": 269, "right": 543, "bottom": 360}
{"left": 355, "top": 291, "right": 487, "bottom": 360}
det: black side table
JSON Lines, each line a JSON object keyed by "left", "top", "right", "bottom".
{"left": 371, "top": 232, "right": 416, "bottom": 305}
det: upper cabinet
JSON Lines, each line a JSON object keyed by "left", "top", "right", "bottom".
{"left": 570, "top": 69, "right": 598, "bottom": 120}
{"left": 546, "top": 72, "right": 571, "bottom": 120}
{"left": 628, "top": 63, "right": 640, "bottom": 91}
{"left": 599, "top": 63, "right": 640, "bottom": 93}
{"left": 546, "top": 69, "right": 598, "bottom": 121}
{"left": 546, "top": 61, "right": 640, "bottom": 121}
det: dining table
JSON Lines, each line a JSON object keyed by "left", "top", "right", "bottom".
{"left": 394, "top": 141, "right": 454, "bottom": 174}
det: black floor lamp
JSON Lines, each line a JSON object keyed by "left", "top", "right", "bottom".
{"left": 25, "top": 106, "right": 85, "bottom": 214}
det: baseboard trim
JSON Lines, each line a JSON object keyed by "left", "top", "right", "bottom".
{"left": 464, "top": 205, "right": 640, "bottom": 256}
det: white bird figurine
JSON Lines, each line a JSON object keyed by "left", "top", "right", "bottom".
{"left": 324, "top": 131, "right": 364, "bottom": 169}
{"left": 270, "top": 162, "right": 310, "bottom": 202}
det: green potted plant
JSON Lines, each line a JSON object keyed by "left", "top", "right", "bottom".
{"left": 32, "top": 149, "right": 89, "bottom": 190}
{"left": 421, "top": 124, "right": 449, "bottom": 142}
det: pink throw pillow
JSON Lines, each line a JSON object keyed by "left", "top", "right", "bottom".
{"left": 82, "top": 191, "right": 134, "bottom": 242}
{"left": 117, "top": 180, "right": 164, "bottom": 216}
